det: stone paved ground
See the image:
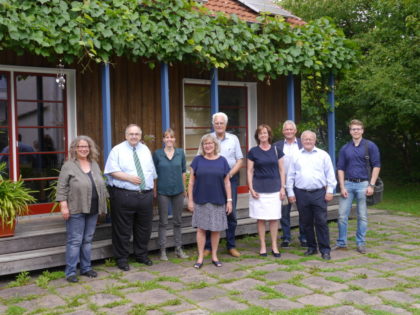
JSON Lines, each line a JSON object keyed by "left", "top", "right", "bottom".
{"left": 1, "top": 209, "right": 420, "bottom": 315}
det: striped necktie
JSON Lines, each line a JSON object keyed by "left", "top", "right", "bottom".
{"left": 133, "top": 147, "right": 146, "bottom": 190}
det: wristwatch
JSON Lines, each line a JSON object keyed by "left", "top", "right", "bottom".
{"left": 368, "top": 183, "right": 375, "bottom": 187}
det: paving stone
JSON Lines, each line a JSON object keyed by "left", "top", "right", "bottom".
{"left": 395, "top": 267, "right": 420, "bottom": 277}
{"left": 126, "top": 289, "right": 178, "bottom": 305}
{"left": 234, "top": 258, "right": 267, "bottom": 266}
{"left": 178, "top": 310, "right": 210, "bottom": 315}
{"left": 407, "top": 287, "right": 420, "bottom": 295}
{"left": 349, "top": 268, "right": 382, "bottom": 277}
{"left": 55, "top": 284, "right": 89, "bottom": 297}
{"left": 180, "top": 287, "right": 226, "bottom": 302}
{"left": 320, "top": 271, "right": 355, "bottom": 280}
{"left": 337, "top": 257, "right": 380, "bottom": 266}
{"left": 145, "top": 310, "right": 163, "bottom": 315}
{"left": 297, "top": 294, "right": 339, "bottom": 306}
{"left": 262, "top": 270, "right": 297, "bottom": 282}
{"left": 371, "top": 304, "right": 411, "bottom": 314}
{"left": 371, "top": 261, "right": 408, "bottom": 271}
{"left": 159, "top": 281, "right": 186, "bottom": 290}
{"left": 332, "top": 290, "right": 382, "bottom": 305}
{"left": 197, "top": 296, "right": 248, "bottom": 312}
{"left": 179, "top": 273, "right": 218, "bottom": 285}
{"left": 218, "top": 270, "right": 249, "bottom": 279}
{"left": 122, "top": 271, "right": 156, "bottom": 282}
{"left": 201, "top": 262, "right": 242, "bottom": 275}
{"left": 161, "top": 301, "right": 196, "bottom": 313}
{"left": 349, "top": 278, "right": 396, "bottom": 290}
{"left": 63, "top": 309, "right": 96, "bottom": 315}
{"left": 278, "top": 252, "right": 304, "bottom": 260}
{"left": 377, "top": 290, "right": 416, "bottom": 303}
{"left": 411, "top": 304, "right": 420, "bottom": 309}
{"left": 253, "top": 263, "right": 282, "bottom": 272}
{"left": 100, "top": 304, "right": 132, "bottom": 314}
{"left": 89, "top": 293, "right": 121, "bottom": 307}
{"left": 322, "top": 305, "right": 366, "bottom": 315}
{"left": 398, "top": 244, "right": 420, "bottom": 250}
{"left": 84, "top": 279, "right": 120, "bottom": 291}
{"left": 239, "top": 289, "right": 266, "bottom": 303}
{"left": 0, "top": 284, "right": 47, "bottom": 298}
{"left": 272, "top": 283, "right": 312, "bottom": 297}
{"left": 17, "top": 294, "right": 66, "bottom": 310}
{"left": 301, "top": 277, "right": 348, "bottom": 292}
{"left": 148, "top": 261, "right": 186, "bottom": 274}
{"left": 48, "top": 277, "right": 69, "bottom": 288}
{"left": 256, "top": 298, "right": 304, "bottom": 311}
{"left": 0, "top": 305, "right": 7, "bottom": 314}
{"left": 219, "top": 278, "right": 265, "bottom": 292}
{"left": 300, "top": 260, "right": 336, "bottom": 269}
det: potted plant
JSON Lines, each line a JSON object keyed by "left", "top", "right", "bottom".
{"left": 0, "top": 163, "right": 36, "bottom": 237}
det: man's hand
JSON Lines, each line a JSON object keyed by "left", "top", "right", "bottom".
{"left": 366, "top": 185, "right": 374, "bottom": 196}
{"left": 340, "top": 187, "right": 348, "bottom": 198}
{"left": 129, "top": 175, "right": 141, "bottom": 185}
{"left": 325, "top": 193, "right": 333, "bottom": 202}
{"left": 288, "top": 196, "right": 296, "bottom": 204}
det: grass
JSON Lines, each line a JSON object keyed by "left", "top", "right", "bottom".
{"left": 374, "top": 180, "right": 420, "bottom": 215}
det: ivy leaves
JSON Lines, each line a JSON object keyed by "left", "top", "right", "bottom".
{"left": 0, "top": 0, "right": 356, "bottom": 78}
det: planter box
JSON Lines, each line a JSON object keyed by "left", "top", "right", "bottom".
{"left": 0, "top": 220, "right": 16, "bottom": 238}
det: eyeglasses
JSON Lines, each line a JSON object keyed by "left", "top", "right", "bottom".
{"left": 350, "top": 128, "right": 363, "bottom": 131}
{"left": 214, "top": 122, "right": 225, "bottom": 126}
{"left": 77, "top": 145, "right": 89, "bottom": 149}
{"left": 127, "top": 133, "right": 141, "bottom": 136}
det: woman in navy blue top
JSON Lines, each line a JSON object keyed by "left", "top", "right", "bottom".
{"left": 188, "top": 134, "right": 232, "bottom": 269}
{"left": 153, "top": 128, "right": 189, "bottom": 261}
{"left": 247, "top": 124, "right": 286, "bottom": 258}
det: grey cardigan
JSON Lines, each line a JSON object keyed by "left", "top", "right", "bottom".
{"left": 56, "top": 160, "right": 109, "bottom": 214}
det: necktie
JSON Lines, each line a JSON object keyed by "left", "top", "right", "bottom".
{"left": 133, "top": 147, "right": 146, "bottom": 190}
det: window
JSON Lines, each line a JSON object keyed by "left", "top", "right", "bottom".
{"left": 0, "top": 66, "right": 76, "bottom": 214}
{"left": 183, "top": 79, "right": 257, "bottom": 191}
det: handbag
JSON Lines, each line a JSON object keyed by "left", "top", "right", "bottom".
{"left": 364, "top": 141, "right": 384, "bottom": 205}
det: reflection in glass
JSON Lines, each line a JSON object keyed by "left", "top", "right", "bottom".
{"left": 185, "top": 85, "right": 210, "bottom": 107}
{"left": 17, "top": 102, "right": 64, "bottom": 127}
{"left": 0, "top": 128, "right": 9, "bottom": 154}
{"left": 18, "top": 128, "right": 65, "bottom": 152}
{"left": 0, "top": 74, "right": 7, "bottom": 100}
{"left": 20, "top": 153, "right": 64, "bottom": 179}
{"left": 16, "top": 75, "right": 63, "bottom": 101}
{"left": 23, "top": 178, "right": 58, "bottom": 204}
{"left": 0, "top": 100, "right": 8, "bottom": 125}
{"left": 185, "top": 106, "right": 211, "bottom": 127}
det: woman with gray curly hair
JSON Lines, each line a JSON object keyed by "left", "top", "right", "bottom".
{"left": 56, "top": 136, "right": 108, "bottom": 283}
{"left": 188, "top": 134, "right": 232, "bottom": 269}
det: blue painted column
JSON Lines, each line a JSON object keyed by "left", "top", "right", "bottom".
{"left": 101, "top": 63, "right": 112, "bottom": 161}
{"left": 210, "top": 68, "right": 219, "bottom": 116}
{"left": 327, "top": 72, "right": 336, "bottom": 169}
{"left": 160, "top": 63, "right": 170, "bottom": 133}
{"left": 287, "top": 73, "right": 295, "bottom": 121}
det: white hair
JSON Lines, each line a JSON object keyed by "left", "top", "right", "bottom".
{"left": 212, "top": 112, "right": 228, "bottom": 125}
{"left": 283, "top": 120, "right": 297, "bottom": 130}
{"left": 301, "top": 130, "right": 317, "bottom": 140}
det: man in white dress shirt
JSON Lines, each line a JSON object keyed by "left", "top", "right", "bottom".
{"left": 105, "top": 124, "right": 157, "bottom": 270}
{"left": 286, "top": 130, "right": 337, "bottom": 260}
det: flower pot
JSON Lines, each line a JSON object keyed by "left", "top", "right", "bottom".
{"left": 0, "top": 220, "right": 16, "bottom": 238}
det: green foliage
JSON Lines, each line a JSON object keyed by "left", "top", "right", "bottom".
{"left": 281, "top": 0, "right": 420, "bottom": 180}
{"left": 35, "top": 270, "right": 65, "bottom": 288}
{"left": 7, "top": 271, "right": 31, "bottom": 287}
{"left": 5, "top": 305, "right": 26, "bottom": 315}
{"left": 0, "top": 0, "right": 356, "bottom": 78}
{"left": 0, "top": 163, "right": 36, "bottom": 227}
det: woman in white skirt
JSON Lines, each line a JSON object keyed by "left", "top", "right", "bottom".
{"left": 247, "top": 124, "right": 286, "bottom": 257}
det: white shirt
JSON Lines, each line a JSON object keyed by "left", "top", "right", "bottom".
{"left": 104, "top": 141, "right": 157, "bottom": 190}
{"left": 282, "top": 138, "right": 301, "bottom": 174}
{"left": 211, "top": 132, "right": 243, "bottom": 169}
{"left": 286, "top": 147, "right": 337, "bottom": 197}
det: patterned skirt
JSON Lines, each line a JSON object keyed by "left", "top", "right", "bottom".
{"left": 192, "top": 203, "right": 228, "bottom": 232}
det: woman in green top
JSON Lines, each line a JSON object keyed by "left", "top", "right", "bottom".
{"left": 153, "top": 128, "right": 189, "bottom": 260}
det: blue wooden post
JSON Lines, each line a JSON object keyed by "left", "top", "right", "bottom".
{"left": 210, "top": 68, "right": 219, "bottom": 116}
{"left": 101, "top": 63, "right": 112, "bottom": 161}
{"left": 287, "top": 73, "right": 295, "bottom": 121}
{"left": 160, "top": 63, "right": 170, "bottom": 133}
{"left": 327, "top": 73, "right": 336, "bottom": 169}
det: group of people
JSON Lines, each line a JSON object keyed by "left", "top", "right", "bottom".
{"left": 56, "top": 114, "right": 380, "bottom": 282}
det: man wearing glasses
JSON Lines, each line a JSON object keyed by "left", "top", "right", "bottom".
{"left": 105, "top": 124, "right": 157, "bottom": 270}
{"left": 333, "top": 119, "right": 381, "bottom": 254}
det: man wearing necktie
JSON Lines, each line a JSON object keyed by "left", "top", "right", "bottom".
{"left": 105, "top": 124, "right": 157, "bottom": 270}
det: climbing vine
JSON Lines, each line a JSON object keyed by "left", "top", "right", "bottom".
{"left": 0, "top": 0, "right": 357, "bottom": 79}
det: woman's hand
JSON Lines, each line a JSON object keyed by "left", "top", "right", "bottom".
{"left": 280, "top": 187, "right": 286, "bottom": 200}
{"left": 187, "top": 199, "right": 194, "bottom": 212}
{"left": 250, "top": 189, "right": 259, "bottom": 199}
{"left": 226, "top": 201, "right": 233, "bottom": 214}
{"left": 60, "top": 201, "right": 70, "bottom": 220}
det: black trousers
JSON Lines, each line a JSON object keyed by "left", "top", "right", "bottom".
{"left": 110, "top": 187, "right": 154, "bottom": 263}
{"left": 294, "top": 187, "right": 330, "bottom": 254}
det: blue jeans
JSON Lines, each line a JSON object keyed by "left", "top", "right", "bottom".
{"left": 337, "top": 181, "right": 368, "bottom": 247}
{"left": 65, "top": 213, "right": 98, "bottom": 277}
{"left": 280, "top": 203, "right": 307, "bottom": 243}
{"left": 205, "top": 174, "right": 238, "bottom": 250}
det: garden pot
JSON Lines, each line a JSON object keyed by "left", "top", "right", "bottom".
{"left": 0, "top": 220, "right": 16, "bottom": 238}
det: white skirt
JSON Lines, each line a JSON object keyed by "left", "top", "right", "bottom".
{"left": 249, "top": 192, "right": 282, "bottom": 220}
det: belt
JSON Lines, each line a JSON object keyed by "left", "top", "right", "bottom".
{"left": 345, "top": 178, "right": 368, "bottom": 183}
{"left": 295, "top": 187, "right": 324, "bottom": 193}
{"left": 112, "top": 186, "right": 153, "bottom": 194}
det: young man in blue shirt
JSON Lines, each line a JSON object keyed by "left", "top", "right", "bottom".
{"left": 334, "top": 119, "right": 381, "bottom": 254}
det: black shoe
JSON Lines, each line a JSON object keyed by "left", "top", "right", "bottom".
{"left": 259, "top": 252, "right": 268, "bottom": 257}
{"left": 117, "top": 263, "right": 130, "bottom": 271}
{"left": 300, "top": 241, "right": 308, "bottom": 247}
{"left": 271, "top": 250, "right": 281, "bottom": 258}
{"left": 281, "top": 241, "right": 290, "bottom": 248}
{"left": 304, "top": 249, "right": 318, "bottom": 256}
{"left": 321, "top": 253, "right": 331, "bottom": 260}
{"left": 81, "top": 270, "right": 97, "bottom": 278}
{"left": 136, "top": 257, "right": 153, "bottom": 266}
{"left": 66, "top": 275, "right": 78, "bottom": 283}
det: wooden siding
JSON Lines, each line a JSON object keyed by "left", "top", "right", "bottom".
{"left": 0, "top": 51, "right": 301, "bottom": 159}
